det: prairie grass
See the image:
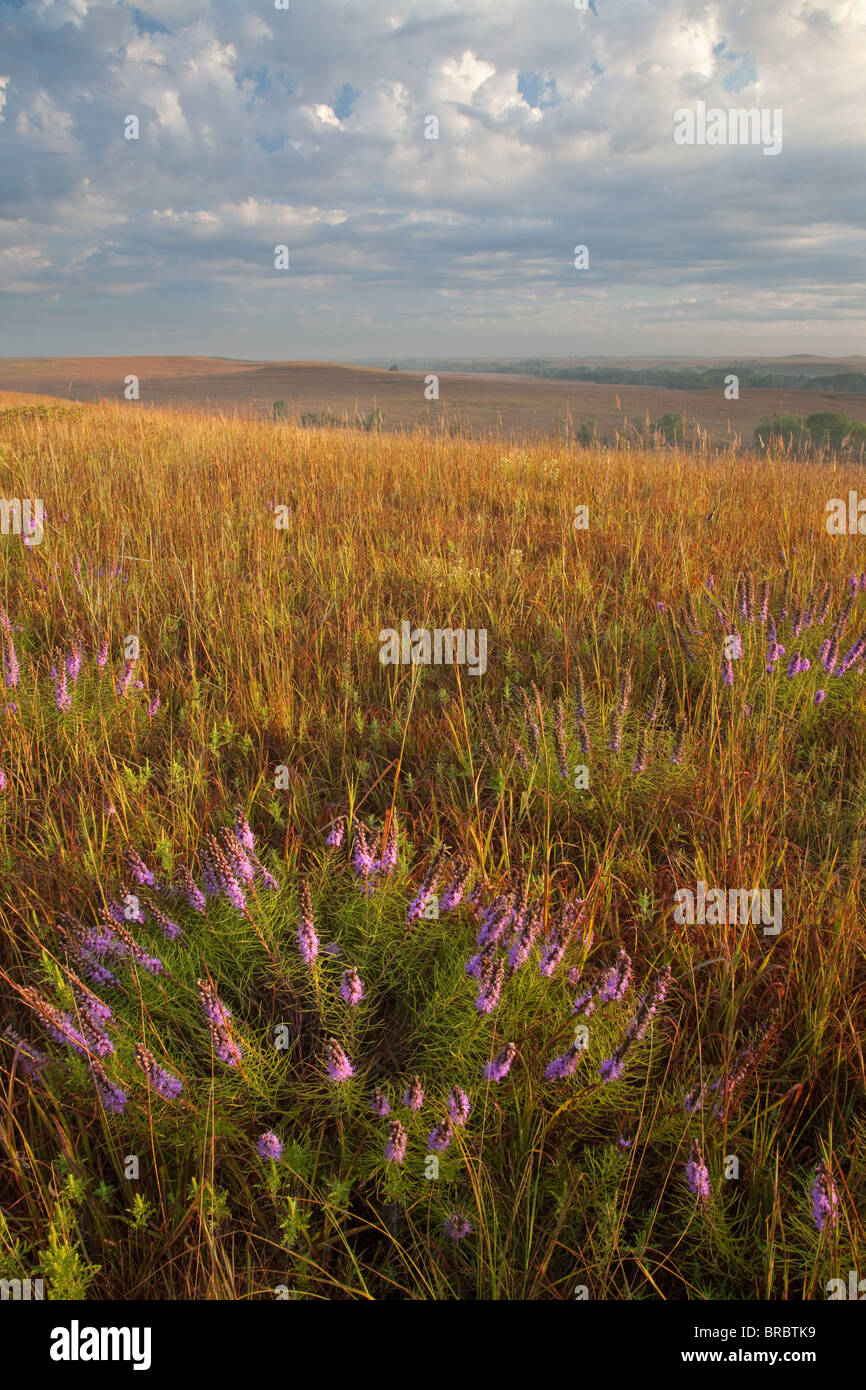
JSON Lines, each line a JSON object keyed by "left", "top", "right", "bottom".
{"left": 0, "top": 402, "right": 863, "bottom": 1300}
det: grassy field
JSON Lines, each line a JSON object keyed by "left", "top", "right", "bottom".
{"left": 0, "top": 398, "right": 863, "bottom": 1301}
{"left": 4, "top": 356, "right": 866, "bottom": 443}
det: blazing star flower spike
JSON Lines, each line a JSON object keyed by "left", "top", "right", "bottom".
{"left": 297, "top": 880, "right": 319, "bottom": 966}
{"left": 447, "top": 1086, "right": 471, "bottom": 1126}
{"left": 326, "top": 816, "right": 346, "bottom": 849}
{"left": 384, "top": 1119, "right": 408, "bottom": 1164}
{"left": 340, "top": 967, "right": 364, "bottom": 1006}
{"left": 135, "top": 1044, "right": 183, "bottom": 1101}
{"left": 326, "top": 1038, "right": 354, "bottom": 1083}
{"left": 256, "top": 1131, "right": 283, "bottom": 1162}
{"left": 483, "top": 1041, "right": 517, "bottom": 1083}
{"left": 685, "top": 1141, "right": 711, "bottom": 1201}
{"left": 403, "top": 1075, "right": 425, "bottom": 1110}
{"left": 443, "top": 1213, "right": 473, "bottom": 1241}
{"left": 370, "top": 1087, "right": 391, "bottom": 1118}
{"left": 811, "top": 1159, "right": 839, "bottom": 1232}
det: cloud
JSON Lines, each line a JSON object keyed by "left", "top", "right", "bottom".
{"left": 0, "top": 0, "right": 863, "bottom": 356}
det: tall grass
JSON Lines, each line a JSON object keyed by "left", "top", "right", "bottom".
{"left": 0, "top": 402, "right": 863, "bottom": 1299}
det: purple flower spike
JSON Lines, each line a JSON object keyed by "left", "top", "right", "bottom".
{"left": 66, "top": 644, "right": 82, "bottom": 682}
{"left": 599, "top": 1056, "right": 625, "bottom": 1083}
{"left": 326, "top": 1038, "right": 354, "bottom": 1083}
{"left": 135, "top": 1044, "right": 183, "bottom": 1100}
{"left": 370, "top": 1087, "right": 391, "bottom": 1118}
{"left": 89, "top": 1060, "right": 127, "bottom": 1114}
{"left": 297, "top": 880, "right": 319, "bottom": 967}
{"left": 811, "top": 1159, "right": 838, "bottom": 1232}
{"left": 484, "top": 1041, "right": 517, "bottom": 1083}
{"left": 685, "top": 1141, "right": 711, "bottom": 1200}
{"left": 125, "top": 849, "right": 156, "bottom": 888}
{"left": 340, "top": 967, "right": 364, "bottom": 1006}
{"left": 599, "top": 949, "right": 633, "bottom": 1003}
{"left": 427, "top": 1117, "right": 455, "bottom": 1153}
{"left": 384, "top": 1119, "right": 408, "bottom": 1164}
{"left": 234, "top": 808, "right": 255, "bottom": 854}
{"left": 196, "top": 979, "right": 242, "bottom": 1067}
{"left": 256, "top": 1131, "right": 283, "bottom": 1162}
{"left": 326, "top": 816, "right": 345, "bottom": 849}
{"left": 814, "top": 689, "right": 826, "bottom": 705}
{"left": 447, "top": 1087, "right": 471, "bottom": 1126}
{"left": 475, "top": 956, "right": 505, "bottom": 1013}
{"left": 544, "top": 1045, "right": 583, "bottom": 1081}
{"left": 403, "top": 1075, "right": 425, "bottom": 1110}
{"left": 443, "top": 1213, "right": 473, "bottom": 1241}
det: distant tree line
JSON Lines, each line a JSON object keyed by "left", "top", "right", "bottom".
{"left": 425, "top": 361, "right": 866, "bottom": 395}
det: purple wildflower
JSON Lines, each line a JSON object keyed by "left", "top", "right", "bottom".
{"left": 370, "top": 1087, "right": 391, "bottom": 1118}
{"left": 483, "top": 1041, "right": 517, "bottom": 1083}
{"left": 66, "top": 971, "right": 113, "bottom": 1028}
{"left": 427, "top": 1117, "right": 455, "bottom": 1153}
{"left": 443, "top": 1213, "right": 473, "bottom": 1241}
{"left": 440, "top": 858, "right": 471, "bottom": 912}
{"left": 96, "top": 639, "right": 109, "bottom": 668}
{"left": 3, "top": 1027, "right": 46, "bottom": 1079}
{"left": 326, "top": 816, "right": 346, "bottom": 849}
{"left": 174, "top": 865, "right": 206, "bottom": 914}
{"left": 379, "top": 815, "right": 399, "bottom": 873}
{"left": 811, "top": 1159, "right": 838, "bottom": 1232}
{"left": 685, "top": 1141, "right": 711, "bottom": 1200}
{"left": 66, "top": 644, "right": 82, "bottom": 681}
{"left": 447, "top": 1087, "right": 471, "bottom": 1126}
{"left": 544, "top": 1044, "right": 583, "bottom": 1080}
{"left": 407, "top": 847, "right": 446, "bottom": 925}
{"left": 124, "top": 849, "right": 156, "bottom": 888}
{"left": 339, "top": 966, "right": 364, "bottom": 1006}
{"left": 89, "top": 1060, "right": 127, "bottom": 1114}
{"left": 297, "top": 880, "right": 319, "bottom": 966}
{"left": 135, "top": 1044, "right": 183, "bottom": 1100}
{"left": 219, "top": 826, "right": 255, "bottom": 884}
{"left": 0, "top": 770, "right": 6, "bottom": 791}
{"left": 115, "top": 661, "right": 135, "bottom": 697}
{"left": 475, "top": 955, "right": 505, "bottom": 1013}
{"left": 256, "top": 1131, "right": 283, "bottom": 1162}
{"left": 721, "top": 655, "right": 734, "bottom": 687}
{"left": 814, "top": 688, "right": 826, "bottom": 705}
{"left": 384, "top": 1119, "right": 408, "bottom": 1164}
{"left": 147, "top": 693, "right": 160, "bottom": 716}
{"left": 52, "top": 665, "right": 72, "bottom": 713}
{"left": 538, "top": 902, "right": 582, "bottom": 977}
{"left": 600, "top": 949, "right": 633, "bottom": 1003}
{"left": 403, "top": 1075, "right": 425, "bottom": 1111}
{"left": 352, "top": 821, "right": 374, "bottom": 880}
{"left": 234, "top": 807, "right": 255, "bottom": 854}
{"left": 196, "top": 979, "right": 242, "bottom": 1067}
{"left": 600, "top": 965, "right": 672, "bottom": 1083}
{"left": 326, "top": 1038, "right": 354, "bottom": 1083}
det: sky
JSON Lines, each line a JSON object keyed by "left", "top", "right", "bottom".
{"left": 0, "top": 0, "right": 864, "bottom": 360}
